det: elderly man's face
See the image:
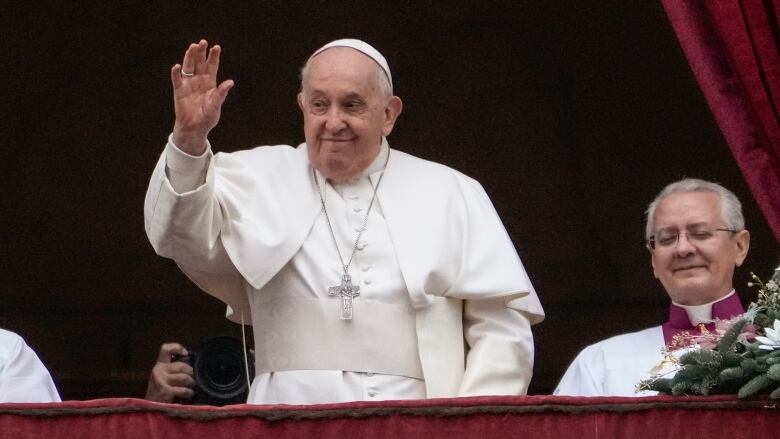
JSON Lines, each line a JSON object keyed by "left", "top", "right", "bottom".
{"left": 298, "top": 48, "right": 402, "bottom": 182}
{"left": 649, "top": 191, "right": 750, "bottom": 305}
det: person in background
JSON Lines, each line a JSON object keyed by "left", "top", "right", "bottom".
{"left": 0, "top": 327, "right": 61, "bottom": 402}
{"left": 555, "top": 178, "right": 751, "bottom": 396}
{"left": 145, "top": 343, "right": 194, "bottom": 403}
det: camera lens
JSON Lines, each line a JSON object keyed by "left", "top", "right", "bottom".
{"left": 203, "top": 348, "right": 241, "bottom": 388}
{"left": 191, "top": 336, "right": 253, "bottom": 405}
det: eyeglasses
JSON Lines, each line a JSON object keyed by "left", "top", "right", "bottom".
{"left": 647, "top": 228, "right": 737, "bottom": 250}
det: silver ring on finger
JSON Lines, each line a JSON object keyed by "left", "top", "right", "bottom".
{"left": 180, "top": 70, "right": 195, "bottom": 78}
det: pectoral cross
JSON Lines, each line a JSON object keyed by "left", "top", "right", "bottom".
{"left": 328, "top": 273, "right": 360, "bottom": 320}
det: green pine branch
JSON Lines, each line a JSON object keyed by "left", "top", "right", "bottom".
{"left": 716, "top": 318, "right": 748, "bottom": 353}
{"left": 737, "top": 374, "right": 775, "bottom": 398}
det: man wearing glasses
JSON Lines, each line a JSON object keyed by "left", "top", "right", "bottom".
{"left": 555, "top": 178, "right": 751, "bottom": 396}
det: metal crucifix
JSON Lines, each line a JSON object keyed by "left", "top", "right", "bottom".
{"left": 328, "top": 273, "right": 360, "bottom": 320}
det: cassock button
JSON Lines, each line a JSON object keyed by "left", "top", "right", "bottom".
{"left": 353, "top": 206, "right": 364, "bottom": 213}
{"left": 364, "top": 279, "right": 372, "bottom": 285}
{"left": 367, "top": 390, "right": 377, "bottom": 397}
{"left": 361, "top": 265, "right": 371, "bottom": 272}
{"left": 357, "top": 243, "right": 366, "bottom": 250}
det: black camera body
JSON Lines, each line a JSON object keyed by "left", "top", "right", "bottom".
{"left": 174, "top": 336, "right": 254, "bottom": 406}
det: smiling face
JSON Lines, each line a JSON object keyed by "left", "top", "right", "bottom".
{"left": 649, "top": 191, "right": 750, "bottom": 305}
{"left": 298, "top": 47, "right": 402, "bottom": 182}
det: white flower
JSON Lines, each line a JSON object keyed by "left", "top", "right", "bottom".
{"left": 755, "top": 319, "right": 780, "bottom": 351}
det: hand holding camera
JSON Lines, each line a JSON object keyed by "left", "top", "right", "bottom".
{"left": 145, "top": 337, "right": 254, "bottom": 405}
{"left": 145, "top": 342, "right": 196, "bottom": 403}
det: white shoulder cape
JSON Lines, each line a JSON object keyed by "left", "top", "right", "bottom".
{"left": 146, "top": 142, "right": 544, "bottom": 324}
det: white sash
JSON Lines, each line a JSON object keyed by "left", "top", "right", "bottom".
{"left": 251, "top": 297, "right": 423, "bottom": 379}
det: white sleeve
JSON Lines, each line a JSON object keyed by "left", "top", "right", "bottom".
{"left": 458, "top": 298, "right": 534, "bottom": 396}
{"left": 144, "top": 137, "right": 238, "bottom": 275}
{"left": 0, "top": 331, "right": 61, "bottom": 403}
{"left": 165, "top": 135, "right": 211, "bottom": 194}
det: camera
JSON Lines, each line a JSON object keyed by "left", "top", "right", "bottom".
{"left": 173, "top": 336, "right": 254, "bottom": 406}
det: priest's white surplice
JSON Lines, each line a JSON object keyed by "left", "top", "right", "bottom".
{"left": 554, "top": 326, "right": 665, "bottom": 397}
{"left": 0, "top": 328, "right": 61, "bottom": 403}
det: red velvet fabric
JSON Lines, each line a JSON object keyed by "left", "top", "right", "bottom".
{"left": 0, "top": 395, "right": 777, "bottom": 438}
{"left": 662, "top": 0, "right": 780, "bottom": 244}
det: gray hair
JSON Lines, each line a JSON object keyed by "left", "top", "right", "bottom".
{"left": 299, "top": 48, "right": 393, "bottom": 98}
{"left": 645, "top": 178, "right": 745, "bottom": 239}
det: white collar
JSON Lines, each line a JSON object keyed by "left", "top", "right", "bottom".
{"left": 328, "top": 138, "right": 389, "bottom": 188}
{"left": 673, "top": 289, "right": 736, "bottom": 325}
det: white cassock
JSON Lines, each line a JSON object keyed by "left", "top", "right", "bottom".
{"left": 145, "top": 137, "right": 545, "bottom": 404}
{"left": 0, "top": 328, "right": 61, "bottom": 403}
{"left": 553, "top": 326, "right": 666, "bottom": 397}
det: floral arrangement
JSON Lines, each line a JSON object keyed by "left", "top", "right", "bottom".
{"left": 638, "top": 264, "right": 780, "bottom": 398}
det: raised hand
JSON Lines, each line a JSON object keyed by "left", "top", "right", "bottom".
{"left": 171, "top": 40, "right": 235, "bottom": 155}
{"left": 145, "top": 342, "right": 196, "bottom": 403}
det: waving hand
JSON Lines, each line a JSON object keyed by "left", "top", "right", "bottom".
{"left": 171, "top": 40, "right": 234, "bottom": 155}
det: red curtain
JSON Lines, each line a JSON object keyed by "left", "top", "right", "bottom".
{"left": 662, "top": 0, "right": 780, "bottom": 244}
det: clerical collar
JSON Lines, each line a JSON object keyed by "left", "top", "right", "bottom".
{"left": 328, "top": 138, "right": 390, "bottom": 189}
{"left": 673, "top": 290, "right": 738, "bottom": 325}
{"left": 662, "top": 290, "right": 744, "bottom": 344}
{"left": 358, "top": 138, "right": 390, "bottom": 179}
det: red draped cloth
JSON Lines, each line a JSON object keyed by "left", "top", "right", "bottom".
{"left": 662, "top": 0, "right": 780, "bottom": 244}
{"left": 0, "top": 396, "right": 777, "bottom": 438}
